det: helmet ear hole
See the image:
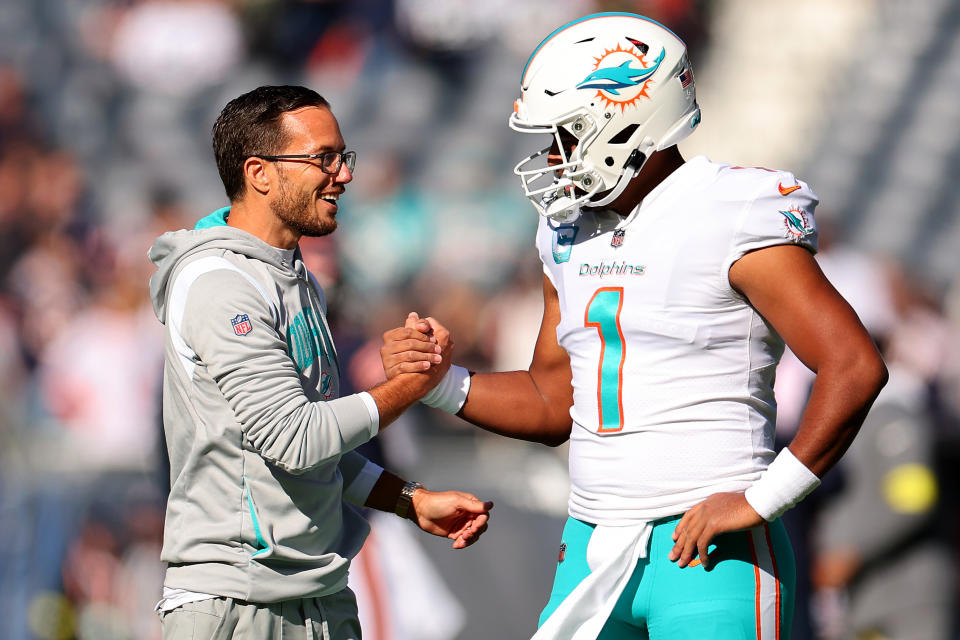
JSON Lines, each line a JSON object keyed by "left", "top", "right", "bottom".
{"left": 609, "top": 124, "right": 640, "bottom": 145}
{"left": 605, "top": 157, "right": 615, "bottom": 167}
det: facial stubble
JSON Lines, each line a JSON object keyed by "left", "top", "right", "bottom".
{"left": 270, "top": 171, "right": 337, "bottom": 238}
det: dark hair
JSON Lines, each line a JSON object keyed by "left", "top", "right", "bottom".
{"left": 212, "top": 85, "right": 330, "bottom": 202}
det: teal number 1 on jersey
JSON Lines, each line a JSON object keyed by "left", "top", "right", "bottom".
{"left": 585, "top": 287, "right": 625, "bottom": 432}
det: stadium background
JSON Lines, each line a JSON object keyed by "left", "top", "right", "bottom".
{"left": 0, "top": 0, "right": 958, "bottom": 638}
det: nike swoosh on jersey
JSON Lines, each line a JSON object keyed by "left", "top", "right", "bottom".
{"left": 778, "top": 183, "right": 801, "bottom": 196}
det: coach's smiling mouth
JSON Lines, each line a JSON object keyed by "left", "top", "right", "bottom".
{"left": 318, "top": 192, "right": 341, "bottom": 211}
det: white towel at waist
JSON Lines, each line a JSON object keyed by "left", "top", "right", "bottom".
{"left": 532, "top": 521, "right": 654, "bottom": 640}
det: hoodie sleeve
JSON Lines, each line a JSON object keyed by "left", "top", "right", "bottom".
{"left": 339, "top": 450, "right": 384, "bottom": 506}
{"left": 178, "top": 266, "right": 377, "bottom": 474}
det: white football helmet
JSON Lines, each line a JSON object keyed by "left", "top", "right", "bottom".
{"left": 510, "top": 13, "right": 700, "bottom": 222}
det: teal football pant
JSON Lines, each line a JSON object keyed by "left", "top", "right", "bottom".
{"left": 540, "top": 515, "right": 795, "bottom": 639}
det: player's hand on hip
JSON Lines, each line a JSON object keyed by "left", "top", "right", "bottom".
{"left": 668, "top": 492, "right": 763, "bottom": 569}
{"left": 380, "top": 312, "right": 441, "bottom": 378}
{"left": 409, "top": 489, "right": 494, "bottom": 549}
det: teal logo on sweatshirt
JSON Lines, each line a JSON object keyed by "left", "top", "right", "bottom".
{"left": 286, "top": 307, "right": 335, "bottom": 374}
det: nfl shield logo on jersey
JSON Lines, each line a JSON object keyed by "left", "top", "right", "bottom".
{"left": 611, "top": 228, "right": 626, "bottom": 248}
{"left": 231, "top": 313, "right": 253, "bottom": 336}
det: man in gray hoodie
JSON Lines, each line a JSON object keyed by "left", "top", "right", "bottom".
{"left": 148, "top": 85, "right": 492, "bottom": 640}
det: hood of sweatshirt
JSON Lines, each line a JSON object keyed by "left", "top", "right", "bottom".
{"left": 148, "top": 209, "right": 301, "bottom": 324}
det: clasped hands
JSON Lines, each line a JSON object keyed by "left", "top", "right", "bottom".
{"left": 380, "top": 312, "right": 452, "bottom": 390}
{"left": 379, "top": 312, "right": 492, "bottom": 548}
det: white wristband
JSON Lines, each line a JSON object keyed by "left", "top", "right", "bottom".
{"left": 420, "top": 365, "right": 471, "bottom": 414}
{"left": 744, "top": 448, "right": 821, "bottom": 521}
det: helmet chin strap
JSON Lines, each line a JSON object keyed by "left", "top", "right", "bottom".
{"left": 538, "top": 137, "right": 656, "bottom": 221}
{"left": 589, "top": 165, "right": 639, "bottom": 208}
{"left": 589, "top": 139, "right": 654, "bottom": 208}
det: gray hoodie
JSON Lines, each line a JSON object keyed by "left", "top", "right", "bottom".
{"left": 149, "top": 224, "right": 380, "bottom": 603}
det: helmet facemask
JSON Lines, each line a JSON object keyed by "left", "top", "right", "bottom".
{"left": 510, "top": 106, "right": 659, "bottom": 223}
{"left": 509, "top": 110, "right": 605, "bottom": 223}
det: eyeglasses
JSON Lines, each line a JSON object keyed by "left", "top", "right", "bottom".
{"left": 255, "top": 150, "right": 357, "bottom": 175}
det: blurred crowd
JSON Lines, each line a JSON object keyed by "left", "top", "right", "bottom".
{"left": 0, "top": 1, "right": 958, "bottom": 639}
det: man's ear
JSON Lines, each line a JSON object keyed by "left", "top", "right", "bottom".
{"left": 243, "top": 156, "right": 271, "bottom": 196}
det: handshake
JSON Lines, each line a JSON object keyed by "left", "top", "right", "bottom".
{"left": 379, "top": 312, "right": 471, "bottom": 415}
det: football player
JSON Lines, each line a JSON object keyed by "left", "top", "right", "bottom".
{"left": 382, "top": 12, "right": 887, "bottom": 639}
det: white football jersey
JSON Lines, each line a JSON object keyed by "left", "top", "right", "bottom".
{"left": 536, "top": 155, "right": 819, "bottom": 525}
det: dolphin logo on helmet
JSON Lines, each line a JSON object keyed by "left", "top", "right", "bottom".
{"left": 576, "top": 48, "right": 665, "bottom": 96}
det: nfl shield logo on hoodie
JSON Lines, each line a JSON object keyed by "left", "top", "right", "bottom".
{"left": 231, "top": 314, "right": 253, "bottom": 336}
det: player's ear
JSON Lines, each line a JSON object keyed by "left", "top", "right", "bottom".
{"left": 243, "top": 156, "right": 272, "bottom": 196}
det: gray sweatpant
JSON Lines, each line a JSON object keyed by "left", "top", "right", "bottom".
{"left": 160, "top": 589, "right": 362, "bottom": 640}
